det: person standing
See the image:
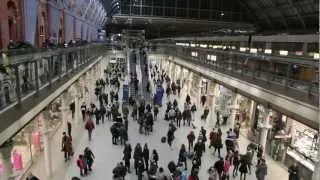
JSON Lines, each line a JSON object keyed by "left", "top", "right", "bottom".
{"left": 288, "top": 162, "right": 299, "bottom": 180}
{"left": 85, "top": 117, "right": 95, "bottom": 141}
{"left": 255, "top": 159, "right": 267, "bottom": 180}
{"left": 61, "top": 132, "right": 72, "bottom": 161}
{"left": 84, "top": 147, "right": 95, "bottom": 172}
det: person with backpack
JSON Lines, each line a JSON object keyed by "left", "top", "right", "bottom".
{"left": 213, "top": 128, "right": 223, "bottom": 157}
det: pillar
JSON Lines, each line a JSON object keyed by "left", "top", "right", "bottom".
{"left": 257, "top": 107, "right": 272, "bottom": 153}
{"left": 208, "top": 81, "right": 217, "bottom": 128}
{"left": 187, "top": 71, "right": 193, "bottom": 95}
{"left": 39, "top": 112, "right": 52, "bottom": 178}
{"left": 74, "top": 88, "right": 80, "bottom": 124}
{"left": 61, "top": 92, "right": 68, "bottom": 132}
{"left": 230, "top": 94, "right": 241, "bottom": 129}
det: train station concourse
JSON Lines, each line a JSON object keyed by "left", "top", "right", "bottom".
{"left": 0, "top": 0, "right": 319, "bottom": 180}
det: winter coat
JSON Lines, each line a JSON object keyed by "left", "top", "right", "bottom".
{"left": 214, "top": 160, "right": 224, "bottom": 173}
{"left": 255, "top": 163, "right": 267, "bottom": 180}
{"left": 179, "top": 148, "right": 187, "bottom": 162}
{"left": 288, "top": 165, "right": 299, "bottom": 180}
{"left": 123, "top": 145, "right": 132, "bottom": 160}
{"left": 143, "top": 148, "right": 149, "bottom": 161}
{"left": 187, "top": 133, "right": 195, "bottom": 143}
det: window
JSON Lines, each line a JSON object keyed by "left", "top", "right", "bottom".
{"left": 191, "top": 52, "right": 198, "bottom": 57}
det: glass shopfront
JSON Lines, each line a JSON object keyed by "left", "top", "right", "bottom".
{"left": 0, "top": 98, "right": 63, "bottom": 180}
{"left": 265, "top": 114, "right": 319, "bottom": 179}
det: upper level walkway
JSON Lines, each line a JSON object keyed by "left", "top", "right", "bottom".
{"left": 0, "top": 44, "right": 111, "bottom": 145}
{"left": 152, "top": 44, "right": 319, "bottom": 129}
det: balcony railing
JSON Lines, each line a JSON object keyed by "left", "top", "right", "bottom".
{"left": 155, "top": 44, "right": 319, "bottom": 106}
{"left": 0, "top": 43, "right": 109, "bottom": 111}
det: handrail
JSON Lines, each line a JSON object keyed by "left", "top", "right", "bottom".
{"left": 157, "top": 43, "right": 318, "bottom": 67}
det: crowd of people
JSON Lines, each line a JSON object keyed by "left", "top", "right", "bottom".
{"left": 43, "top": 48, "right": 299, "bottom": 180}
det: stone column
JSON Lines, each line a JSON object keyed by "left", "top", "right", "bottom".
{"left": 39, "top": 112, "right": 52, "bottom": 178}
{"left": 257, "top": 107, "right": 272, "bottom": 153}
{"left": 187, "top": 71, "right": 193, "bottom": 95}
{"left": 60, "top": 92, "right": 69, "bottom": 132}
{"left": 74, "top": 86, "right": 81, "bottom": 124}
{"left": 230, "top": 94, "right": 241, "bottom": 129}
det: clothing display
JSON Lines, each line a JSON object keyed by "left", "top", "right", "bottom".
{"left": 290, "top": 129, "right": 319, "bottom": 164}
{"left": 11, "top": 150, "right": 23, "bottom": 171}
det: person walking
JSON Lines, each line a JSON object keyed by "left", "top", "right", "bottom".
{"left": 151, "top": 149, "right": 159, "bottom": 166}
{"left": 123, "top": 143, "right": 132, "bottom": 173}
{"left": 143, "top": 143, "right": 150, "bottom": 171}
{"left": 255, "top": 159, "right": 267, "bottom": 180}
{"left": 214, "top": 157, "right": 224, "bottom": 180}
{"left": 232, "top": 151, "right": 240, "bottom": 177}
{"left": 178, "top": 144, "right": 187, "bottom": 169}
{"left": 84, "top": 147, "right": 95, "bottom": 171}
{"left": 176, "top": 108, "right": 182, "bottom": 128}
{"left": 76, "top": 154, "right": 87, "bottom": 176}
{"left": 134, "top": 143, "right": 143, "bottom": 175}
{"left": 239, "top": 158, "right": 248, "bottom": 180}
{"left": 100, "top": 105, "right": 106, "bottom": 124}
{"left": 61, "top": 132, "right": 73, "bottom": 161}
{"left": 213, "top": 128, "right": 223, "bottom": 157}
{"left": 167, "top": 124, "right": 176, "bottom": 149}
{"left": 187, "top": 131, "right": 196, "bottom": 151}
{"left": 85, "top": 117, "right": 95, "bottom": 141}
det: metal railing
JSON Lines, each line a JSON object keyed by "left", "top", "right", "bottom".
{"left": 0, "top": 43, "right": 110, "bottom": 111}
{"left": 155, "top": 44, "right": 319, "bottom": 106}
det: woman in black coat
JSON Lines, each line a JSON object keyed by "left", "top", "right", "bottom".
{"left": 134, "top": 143, "right": 143, "bottom": 174}
{"left": 143, "top": 143, "right": 150, "bottom": 171}
{"left": 178, "top": 144, "right": 187, "bottom": 169}
{"left": 84, "top": 147, "right": 95, "bottom": 171}
{"left": 123, "top": 143, "right": 132, "bottom": 173}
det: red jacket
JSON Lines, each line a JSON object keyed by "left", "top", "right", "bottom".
{"left": 77, "top": 159, "right": 85, "bottom": 169}
{"left": 85, "top": 120, "right": 95, "bottom": 131}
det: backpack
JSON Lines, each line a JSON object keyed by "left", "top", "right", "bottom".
{"left": 161, "top": 136, "right": 166, "bottom": 143}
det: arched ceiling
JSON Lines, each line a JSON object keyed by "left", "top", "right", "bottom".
{"left": 102, "top": 0, "right": 319, "bottom": 32}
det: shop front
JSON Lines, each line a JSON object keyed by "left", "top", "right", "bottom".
{"left": 0, "top": 97, "right": 63, "bottom": 180}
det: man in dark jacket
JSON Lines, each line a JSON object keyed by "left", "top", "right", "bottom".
{"left": 288, "top": 162, "right": 299, "bottom": 180}
{"left": 123, "top": 143, "right": 132, "bottom": 173}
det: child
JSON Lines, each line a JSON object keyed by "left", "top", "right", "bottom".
{"left": 77, "top": 155, "right": 87, "bottom": 176}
